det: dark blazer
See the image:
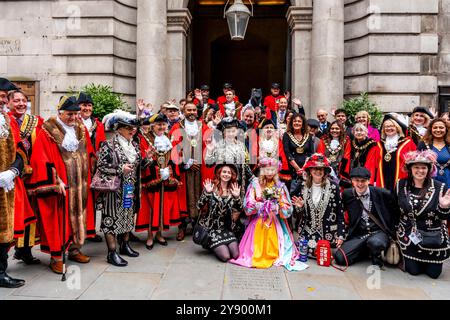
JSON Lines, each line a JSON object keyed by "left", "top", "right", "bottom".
{"left": 316, "top": 121, "right": 331, "bottom": 138}
{"left": 342, "top": 186, "right": 400, "bottom": 238}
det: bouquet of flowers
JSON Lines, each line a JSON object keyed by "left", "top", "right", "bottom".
{"left": 262, "top": 186, "right": 280, "bottom": 201}
{"left": 259, "top": 186, "right": 281, "bottom": 227}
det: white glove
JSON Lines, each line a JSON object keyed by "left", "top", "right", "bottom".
{"left": 184, "top": 159, "right": 195, "bottom": 170}
{"left": 0, "top": 170, "right": 17, "bottom": 192}
{"left": 160, "top": 167, "right": 170, "bottom": 181}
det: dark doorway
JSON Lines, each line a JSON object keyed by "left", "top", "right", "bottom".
{"left": 189, "top": 1, "right": 289, "bottom": 103}
{"left": 210, "top": 34, "right": 269, "bottom": 104}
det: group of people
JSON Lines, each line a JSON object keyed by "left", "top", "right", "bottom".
{"left": 0, "top": 78, "right": 449, "bottom": 290}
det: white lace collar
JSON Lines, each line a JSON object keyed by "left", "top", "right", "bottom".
{"left": 154, "top": 133, "right": 172, "bottom": 152}
{"left": 184, "top": 119, "right": 199, "bottom": 136}
{"left": 117, "top": 133, "right": 137, "bottom": 163}
{"left": 57, "top": 116, "right": 79, "bottom": 152}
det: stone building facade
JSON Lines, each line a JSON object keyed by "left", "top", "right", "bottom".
{"left": 0, "top": 0, "right": 449, "bottom": 119}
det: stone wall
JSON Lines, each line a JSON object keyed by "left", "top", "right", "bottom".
{"left": 0, "top": 0, "right": 137, "bottom": 119}
{"left": 344, "top": 0, "right": 439, "bottom": 113}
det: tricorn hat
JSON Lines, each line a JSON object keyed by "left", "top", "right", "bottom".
{"left": 0, "top": 78, "right": 18, "bottom": 92}
{"left": 76, "top": 92, "right": 94, "bottom": 105}
{"left": 57, "top": 95, "right": 80, "bottom": 112}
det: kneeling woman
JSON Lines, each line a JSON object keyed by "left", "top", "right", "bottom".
{"left": 197, "top": 164, "right": 242, "bottom": 262}
{"left": 230, "top": 158, "right": 307, "bottom": 271}
{"left": 96, "top": 111, "right": 153, "bottom": 266}
{"left": 291, "top": 154, "right": 345, "bottom": 257}
{"left": 397, "top": 150, "right": 450, "bottom": 279}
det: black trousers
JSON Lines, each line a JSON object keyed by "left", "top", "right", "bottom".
{"left": 405, "top": 258, "right": 443, "bottom": 279}
{"left": 334, "top": 230, "right": 389, "bottom": 266}
{"left": 0, "top": 243, "right": 9, "bottom": 273}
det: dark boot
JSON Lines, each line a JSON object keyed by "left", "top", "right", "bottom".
{"left": 119, "top": 241, "right": 139, "bottom": 257}
{"left": 14, "top": 247, "right": 40, "bottom": 265}
{"left": 106, "top": 251, "right": 128, "bottom": 267}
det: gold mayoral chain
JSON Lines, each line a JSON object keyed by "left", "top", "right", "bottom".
{"left": 325, "top": 140, "right": 343, "bottom": 162}
{"left": 288, "top": 132, "right": 309, "bottom": 154}
{"left": 352, "top": 139, "right": 373, "bottom": 159}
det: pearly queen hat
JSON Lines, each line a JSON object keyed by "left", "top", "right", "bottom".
{"left": 403, "top": 150, "right": 437, "bottom": 176}
{"left": 302, "top": 153, "right": 332, "bottom": 174}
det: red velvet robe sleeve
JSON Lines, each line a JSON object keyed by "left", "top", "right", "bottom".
{"left": 95, "top": 119, "right": 107, "bottom": 151}
{"left": 317, "top": 139, "right": 326, "bottom": 154}
{"left": 365, "top": 143, "right": 381, "bottom": 186}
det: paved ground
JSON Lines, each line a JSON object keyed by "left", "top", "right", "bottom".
{"left": 1, "top": 227, "right": 450, "bottom": 300}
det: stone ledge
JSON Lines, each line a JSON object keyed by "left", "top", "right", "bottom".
{"left": 345, "top": 34, "right": 439, "bottom": 58}
{"left": 286, "top": 5, "right": 313, "bottom": 32}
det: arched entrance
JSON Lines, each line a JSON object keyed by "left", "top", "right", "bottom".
{"left": 188, "top": 0, "right": 290, "bottom": 102}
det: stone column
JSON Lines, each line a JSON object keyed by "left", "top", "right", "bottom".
{"left": 137, "top": 0, "right": 167, "bottom": 110}
{"left": 167, "top": 9, "right": 192, "bottom": 102}
{"left": 310, "top": 0, "right": 344, "bottom": 116}
{"left": 287, "top": 2, "right": 313, "bottom": 117}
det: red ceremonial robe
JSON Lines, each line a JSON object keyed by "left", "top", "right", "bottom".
{"left": 169, "top": 120, "right": 207, "bottom": 217}
{"left": 135, "top": 131, "right": 181, "bottom": 232}
{"left": 263, "top": 94, "right": 285, "bottom": 113}
{"left": 7, "top": 114, "right": 37, "bottom": 242}
{"left": 27, "top": 119, "right": 96, "bottom": 258}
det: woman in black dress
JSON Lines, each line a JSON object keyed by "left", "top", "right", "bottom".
{"left": 196, "top": 164, "right": 243, "bottom": 262}
{"left": 396, "top": 150, "right": 450, "bottom": 278}
{"left": 282, "top": 112, "right": 314, "bottom": 192}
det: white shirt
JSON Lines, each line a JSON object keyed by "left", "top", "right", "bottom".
{"left": 416, "top": 125, "right": 427, "bottom": 136}
{"left": 184, "top": 119, "right": 199, "bottom": 136}
{"left": 356, "top": 188, "right": 371, "bottom": 213}
{"left": 311, "top": 183, "right": 323, "bottom": 206}
{"left": 57, "top": 116, "right": 79, "bottom": 152}
{"left": 82, "top": 117, "right": 93, "bottom": 136}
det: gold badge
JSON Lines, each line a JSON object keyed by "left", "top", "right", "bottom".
{"left": 384, "top": 153, "right": 392, "bottom": 162}
{"left": 296, "top": 147, "right": 304, "bottom": 154}
{"left": 190, "top": 139, "right": 197, "bottom": 148}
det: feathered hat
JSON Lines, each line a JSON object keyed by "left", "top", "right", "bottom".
{"left": 102, "top": 109, "right": 138, "bottom": 131}
{"left": 403, "top": 150, "right": 437, "bottom": 177}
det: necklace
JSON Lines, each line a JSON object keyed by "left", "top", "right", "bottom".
{"left": 325, "top": 138, "right": 344, "bottom": 162}
{"left": 288, "top": 132, "right": 310, "bottom": 154}
{"left": 352, "top": 139, "right": 374, "bottom": 159}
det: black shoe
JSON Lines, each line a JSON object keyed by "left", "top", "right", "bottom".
{"left": 371, "top": 256, "right": 385, "bottom": 269}
{"left": 107, "top": 251, "right": 128, "bottom": 267}
{"left": 119, "top": 241, "right": 140, "bottom": 257}
{"left": 145, "top": 243, "right": 154, "bottom": 251}
{"left": 128, "top": 232, "right": 140, "bottom": 242}
{"left": 87, "top": 234, "right": 103, "bottom": 243}
{"left": 0, "top": 272, "right": 25, "bottom": 288}
{"left": 154, "top": 236, "right": 168, "bottom": 246}
{"left": 14, "top": 248, "right": 41, "bottom": 265}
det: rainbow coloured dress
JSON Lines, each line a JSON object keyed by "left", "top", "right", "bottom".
{"left": 230, "top": 179, "right": 308, "bottom": 271}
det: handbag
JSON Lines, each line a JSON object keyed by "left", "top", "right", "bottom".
{"left": 366, "top": 211, "right": 402, "bottom": 266}
{"left": 192, "top": 210, "right": 211, "bottom": 247}
{"left": 418, "top": 230, "right": 443, "bottom": 248}
{"left": 90, "top": 146, "right": 121, "bottom": 192}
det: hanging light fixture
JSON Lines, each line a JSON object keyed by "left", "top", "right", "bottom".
{"left": 224, "top": 0, "right": 253, "bottom": 41}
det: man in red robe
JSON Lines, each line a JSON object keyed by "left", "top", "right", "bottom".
{"left": 216, "top": 83, "right": 239, "bottom": 106}
{"left": 8, "top": 89, "right": 43, "bottom": 265}
{"left": 77, "top": 91, "right": 106, "bottom": 243}
{"left": 263, "top": 82, "right": 285, "bottom": 113}
{"left": 170, "top": 102, "right": 206, "bottom": 241}
{"left": 0, "top": 78, "right": 29, "bottom": 288}
{"left": 28, "top": 96, "right": 96, "bottom": 274}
